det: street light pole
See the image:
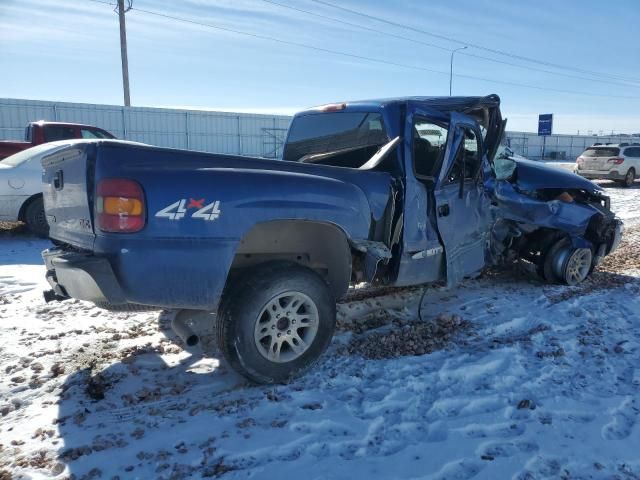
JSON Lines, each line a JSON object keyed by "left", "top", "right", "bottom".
{"left": 449, "top": 46, "right": 467, "bottom": 96}
{"left": 117, "top": 0, "right": 131, "bottom": 107}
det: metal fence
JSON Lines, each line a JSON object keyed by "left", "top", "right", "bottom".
{"left": 0, "top": 98, "right": 291, "bottom": 158}
{"left": 505, "top": 131, "right": 639, "bottom": 161}
{"left": 2, "top": 98, "right": 637, "bottom": 161}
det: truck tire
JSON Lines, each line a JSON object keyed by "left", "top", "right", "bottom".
{"left": 535, "top": 231, "right": 565, "bottom": 282}
{"left": 24, "top": 196, "right": 49, "bottom": 238}
{"left": 217, "top": 262, "right": 336, "bottom": 384}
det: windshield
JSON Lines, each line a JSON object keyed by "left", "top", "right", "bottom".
{"left": 582, "top": 147, "right": 620, "bottom": 157}
{"left": 1, "top": 143, "right": 67, "bottom": 167}
{"left": 283, "top": 111, "right": 388, "bottom": 168}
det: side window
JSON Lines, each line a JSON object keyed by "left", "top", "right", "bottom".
{"left": 81, "top": 129, "right": 99, "bottom": 139}
{"left": 413, "top": 120, "right": 448, "bottom": 179}
{"left": 44, "top": 126, "right": 76, "bottom": 142}
{"left": 81, "top": 128, "right": 112, "bottom": 139}
{"left": 624, "top": 147, "right": 640, "bottom": 158}
{"left": 446, "top": 127, "right": 481, "bottom": 184}
{"left": 283, "top": 112, "right": 387, "bottom": 167}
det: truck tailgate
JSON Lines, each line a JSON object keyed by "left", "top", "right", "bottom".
{"left": 41, "top": 145, "right": 95, "bottom": 248}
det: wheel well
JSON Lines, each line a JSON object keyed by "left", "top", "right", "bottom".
{"left": 230, "top": 220, "right": 352, "bottom": 300}
{"left": 18, "top": 193, "right": 42, "bottom": 222}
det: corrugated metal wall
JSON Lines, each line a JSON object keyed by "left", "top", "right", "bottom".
{"left": 2, "top": 98, "right": 637, "bottom": 161}
{"left": 505, "top": 131, "right": 638, "bottom": 161}
{"left": 0, "top": 98, "right": 291, "bottom": 158}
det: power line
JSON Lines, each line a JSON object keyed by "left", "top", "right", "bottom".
{"left": 311, "top": 0, "right": 640, "bottom": 86}
{"left": 259, "top": 0, "right": 640, "bottom": 90}
{"left": 85, "top": 0, "right": 640, "bottom": 100}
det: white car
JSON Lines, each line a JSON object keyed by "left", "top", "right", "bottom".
{"left": 574, "top": 143, "right": 640, "bottom": 187}
{"left": 0, "top": 139, "right": 145, "bottom": 236}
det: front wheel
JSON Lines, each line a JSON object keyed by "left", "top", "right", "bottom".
{"left": 217, "top": 263, "right": 336, "bottom": 384}
{"left": 543, "top": 238, "right": 593, "bottom": 285}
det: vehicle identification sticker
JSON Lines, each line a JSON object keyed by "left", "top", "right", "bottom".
{"left": 155, "top": 198, "right": 222, "bottom": 221}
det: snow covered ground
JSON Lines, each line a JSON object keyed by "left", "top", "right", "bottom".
{"left": 1, "top": 182, "right": 639, "bottom": 480}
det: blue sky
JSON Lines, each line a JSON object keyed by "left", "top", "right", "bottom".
{"left": 1, "top": 0, "right": 639, "bottom": 133}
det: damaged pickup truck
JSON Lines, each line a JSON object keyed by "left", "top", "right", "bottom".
{"left": 41, "top": 95, "right": 622, "bottom": 383}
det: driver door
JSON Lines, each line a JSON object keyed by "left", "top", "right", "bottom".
{"left": 434, "top": 112, "right": 493, "bottom": 286}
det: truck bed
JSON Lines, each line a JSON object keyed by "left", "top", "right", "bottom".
{"left": 41, "top": 140, "right": 393, "bottom": 309}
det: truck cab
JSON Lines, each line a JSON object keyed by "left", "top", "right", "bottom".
{"left": 283, "top": 96, "right": 504, "bottom": 288}
{"left": 0, "top": 121, "right": 115, "bottom": 160}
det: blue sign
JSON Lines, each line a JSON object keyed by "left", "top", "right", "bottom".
{"left": 538, "top": 114, "right": 553, "bottom": 136}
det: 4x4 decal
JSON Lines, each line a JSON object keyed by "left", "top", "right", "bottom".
{"left": 155, "top": 198, "right": 222, "bottom": 221}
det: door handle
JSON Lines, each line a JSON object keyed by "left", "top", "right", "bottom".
{"left": 53, "top": 170, "right": 64, "bottom": 190}
{"left": 438, "top": 204, "right": 450, "bottom": 217}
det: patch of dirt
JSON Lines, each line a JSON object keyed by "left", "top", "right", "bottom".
{"left": 598, "top": 224, "right": 640, "bottom": 273}
{"left": 202, "top": 457, "right": 236, "bottom": 477}
{"left": 0, "top": 221, "right": 27, "bottom": 236}
{"left": 342, "top": 313, "right": 471, "bottom": 360}
{"left": 336, "top": 309, "right": 398, "bottom": 333}
{"left": 342, "top": 285, "right": 425, "bottom": 303}
{"left": 85, "top": 373, "right": 110, "bottom": 400}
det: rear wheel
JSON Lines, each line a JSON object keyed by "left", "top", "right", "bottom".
{"left": 217, "top": 262, "right": 335, "bottom": 384}
{"left": 622, "top": 168, "right": 635, "bottom": 188}
{"left": 24, "top": 196, "right": 49, "bottom": 237}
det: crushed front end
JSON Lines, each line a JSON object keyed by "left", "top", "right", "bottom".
{"left": 487, "top": 157, "right": 623, "bottom": 285}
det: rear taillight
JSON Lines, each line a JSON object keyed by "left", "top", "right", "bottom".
{"left": 608, "top": 157, "right": 624, "bottom": 165}
{"left": 96, "top": 178, "right": 145, "bottom": 233}
{"left": 576, "top": 156, "right": 584, "bottom": 164}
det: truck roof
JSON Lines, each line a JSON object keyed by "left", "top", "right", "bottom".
{"left": 28, "top": 120, "right": 110, "bottom": 128}
{"left": 297, "top": 94, "right": 500, "bottom": 116}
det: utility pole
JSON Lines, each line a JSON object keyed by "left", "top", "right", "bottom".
{"left": 117, "top": 0, "right": 131, "bottom": 106}
{"left": 449, "top": 46, "right": 467, "bottom": 96}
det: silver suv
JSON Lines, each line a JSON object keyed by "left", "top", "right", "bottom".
{"left": 574, "top": 143, "right": 640, "bottom": 187}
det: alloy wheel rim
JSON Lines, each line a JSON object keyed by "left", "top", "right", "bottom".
{"left": 564, "top": 248, "right": 592, "bottom": 285}
{"left": 253, "top": 291, "right": 319, "bottom": 363}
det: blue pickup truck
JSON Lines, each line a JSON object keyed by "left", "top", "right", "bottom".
{"left": 41, "top": 95, "right": 622, "bottom": 383}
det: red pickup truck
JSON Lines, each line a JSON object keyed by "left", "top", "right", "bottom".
{"left": 0, "top": 121, "right": 116, "bottom": 160}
